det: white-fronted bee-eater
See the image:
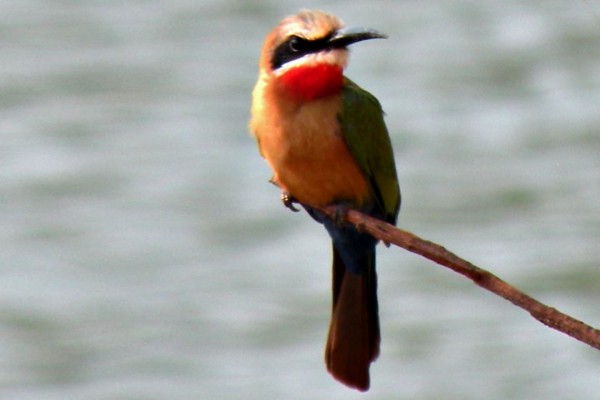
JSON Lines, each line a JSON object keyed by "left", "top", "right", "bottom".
{"left": 249, "top": 10, "right": 401, "bottom": 391}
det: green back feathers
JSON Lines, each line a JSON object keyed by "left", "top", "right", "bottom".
{"left": 339, "top": 78, "right": 401, "bottom": 225}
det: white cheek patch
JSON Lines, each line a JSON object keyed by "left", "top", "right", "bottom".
{"left": 275, "top": 49, "right": 348, "bottom": 77}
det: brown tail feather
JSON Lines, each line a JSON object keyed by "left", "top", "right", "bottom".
{"left": 325, "top": 246, "right": 380, "bottom": 391}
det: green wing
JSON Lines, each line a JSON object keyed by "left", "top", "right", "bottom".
{"left": 340, "top": 77, "right": 401, "bottom": 225}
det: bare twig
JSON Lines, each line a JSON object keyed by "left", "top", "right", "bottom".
{"left": 317, "top": 205, "right": 600, "bottom": 351}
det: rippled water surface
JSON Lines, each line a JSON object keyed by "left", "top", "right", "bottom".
{"left": 1, "top": 1, "right": 599, "bottom": 399}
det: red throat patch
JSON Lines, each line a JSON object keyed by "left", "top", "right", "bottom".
{"left": 278, "top": 64, "right": 343, "bottom": 101}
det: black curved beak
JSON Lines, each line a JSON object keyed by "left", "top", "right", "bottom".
{"left": 327, "top": 27, "right": 387, "bottom": 49}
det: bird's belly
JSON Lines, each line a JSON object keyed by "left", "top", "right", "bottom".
{"left": 255, "top": 93, "right": 370, "bottom": 208}
{"left": 269, "top": 131, "right": 370, "bottom": 208}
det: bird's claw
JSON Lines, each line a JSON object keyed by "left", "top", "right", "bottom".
{"left": 332, "top": 203, "right": 350, "bottom": 227}
{"left": 281, "top": 192, "right": 300, "bottom": 212}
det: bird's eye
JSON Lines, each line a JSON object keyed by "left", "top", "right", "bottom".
{"left": 287, "top": 36, "right": 304, "bottom": 53}
{"left": 270, "top": 35, "right": 316, "bottom": 70}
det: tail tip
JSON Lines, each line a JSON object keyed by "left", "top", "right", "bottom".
{"left": 325, "top": 352, "right": 372, "bottom": 391}
{"left": 327, "top": 366, "right": 370, "bottom": 391}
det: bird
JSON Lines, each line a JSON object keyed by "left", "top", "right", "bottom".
{"left": 249, "top": 10, "right": 400, "bottom": 391}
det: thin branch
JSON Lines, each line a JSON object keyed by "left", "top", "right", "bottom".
{"left": 317, "top": 205, "right": 600, "bottom": 351}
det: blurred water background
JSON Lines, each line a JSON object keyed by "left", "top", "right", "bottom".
{"left": 1, "top": 1, "right": 599, "bottom": 399}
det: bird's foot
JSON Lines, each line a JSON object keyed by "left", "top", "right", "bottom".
{"left": 281, "top": 192, "right": 300, "bottom": 212}
{"left": 267, "top": 178, "right": 300, "bottom": 212}
{"left": 331, "top": 203, "right": 350, "bottom": 227}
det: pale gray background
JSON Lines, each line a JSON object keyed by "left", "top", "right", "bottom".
{"left": 1, "top": 1, "right": 599, "bottom": 399}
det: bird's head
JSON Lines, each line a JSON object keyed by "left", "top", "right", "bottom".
{"left": 257, "top": 10, "right": 386, "bottom": 101}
